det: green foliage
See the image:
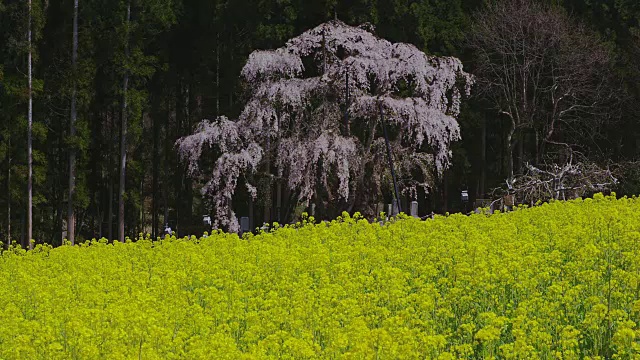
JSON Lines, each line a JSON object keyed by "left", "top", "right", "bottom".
{"left": 254, "top": 0, "right": 298, "bottom": 45}
{"left": 410, "top": 0, "right": 469, "bottom": 55}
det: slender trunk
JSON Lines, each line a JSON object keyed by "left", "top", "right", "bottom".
{"left": 95, "top": 192, "right": 100, "bottom": 239}
{"left": 263, "top": 135, "right": 271, "bottom": 224}
{"left": 118, "top": 1, "right": 131, "bottom": 243}
{"left": 163, "top": 168, "right": 169, "bottom": 231}
{"left": 535, "top": 130, "right": 541, "bottom": 165}
{"left": 90, "top": 196, "right": 95, "bottom": 239}
{"left": 139, "top": 175, "right": 144, "bottom": 236}
{"left": 137, "top": 111, "right": 145, "bottom": 237}
{"left": 27, "top": 0, "right": 33, "bottom": 249}
{"left": 152, "top": 113, "right": 159, "bottom": 239}
{"left": 518, "top": 132, "right": 524, "bottom": 173}
{"left": 97, "top": 195, "right": 102, "bottom": 238}
{"left": 443, "top": 171, "right": 448, "bottom": 213}
{"left": 183, "top": 86, "right": 193, "bottom": 232}
{"left": 20, "top": 210, "right": 25, "bottom": 247}
{"left": 6, "top": 151, "right": 10, "bottom": 248}
{"left": 108, "top": 172, "right": 113, "bottom": 241}
{"left": 248, "top": 196, "right": 254, "bottom": 231}
{"left": 227, "top": 28, "right": 234, "bottom": 113}
{"left": 68, "top": 0, "right": 79, "bottom": 245}
{"left": 276, "top": 182, "right": 282, "bottom": 223}
{"left": 229, "top": 47, "right": 234, "bottom": 112}
{"left": 107, "top": 111, "right": 114, "bottom": 241}
{"left": 507, "top": 144, "right": 514, "bottom": 184}
{"left": 162, "top": 104, "right": 170, "bottom": 231}
{"left": 480, "top": 114, "right": 486, "bottom": 197}
{"left": 506, "top": 126, "right": 515, "bottom": 183}
{"left": 173, "top": 82, "right": 184, "bottom": 233}
{"left": 216, "top": 32, "right": 220, "bottom": 116}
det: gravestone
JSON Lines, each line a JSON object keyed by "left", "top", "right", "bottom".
{"left": 410, "top": 201, "right": 419, "bottom": 217}
{"left": 240, "top": 217, "right": 250, "bottom": 233}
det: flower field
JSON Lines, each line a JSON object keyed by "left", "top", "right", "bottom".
{"left": 2, "top": 195, "right": 640, "bottom": 359}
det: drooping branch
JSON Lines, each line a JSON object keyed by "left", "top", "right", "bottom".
{"left": 178, "top": 20, "right": 473, "bottom": 229}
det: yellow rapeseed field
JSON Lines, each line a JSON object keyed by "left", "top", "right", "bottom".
{"left": 1, "top": 194, "right": 640, "bottom": 359}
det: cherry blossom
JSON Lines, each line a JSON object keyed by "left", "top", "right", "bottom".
{"left": 178, "top": 20, "right": 473, "bottom": 229}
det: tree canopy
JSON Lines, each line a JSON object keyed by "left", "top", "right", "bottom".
{"left": 177, "top": 21, "right": 473, "bottom": 231}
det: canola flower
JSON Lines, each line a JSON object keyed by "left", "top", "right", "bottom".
{"left": 1, "top": 194, "right": 640, "bottom": 359}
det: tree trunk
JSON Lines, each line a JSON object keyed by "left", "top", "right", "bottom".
{"left": 94, "top": 192, "right": 100, "bottom": 239}
{"left": 118, "top": 0, "right": 131, "bottom": 243}
{"left": 152, "top": 112, "right": 159, "bottom": 239}
{"left": 229, "top": 42, "right": 234, "bottom": 113}
{"left": 216, "top": 32, "right": 220, "bottom": 116}
{"left": 27, "top": 0, "right": 33, "bottom": 249}
{"left": 263, "top": 135, "right": 271, "bottom": 224}
{"left": 173, "top": 82, "right": 184, "bottom": 235}
{"left": 276, "top": 182, "right": 282, "bottom": 223}
{"left": 6, "top": 150, "right": 10, "bottom": 248}
{"left": 68, "top": 0, "right": 79, "bottom": 245}
{"left": 480, "top": 114, "right": 486, "bottom": 197}
{"left": 248, "top": 196, "right": 254, "bottom": 231}
{"left": 108, "top": 171, "right": 113, "bottom": 241}
{"left": 506, "top": 125, "right": 515, "bottom": 183}
{"left": 518, "top": 132, "right": 524, "bottom": 174}
{"left": 163, "top": 166, "right": 169, "bottom": 232}
{"left": 184, "top": 85, "right": 194, "bottom": 231}
{"left": 56, "top": 197, "right": 64, "bottom": 245}
{"left": 443, "top": 170, "right": 448, "bottom": 213}
{"left": 163, "top": 103, "right": 170, "bottom": 232}
{"left": 535, "top": 130, "right": 541, "bottom": 165}
{"left": 139, "top": 175, "right": 144, "bottom": 236}
{"left": 107, "top": 110, "right": 114, "bottom": 241}
{"left": 20, "top": 210, "right": 25, "bottom": 248}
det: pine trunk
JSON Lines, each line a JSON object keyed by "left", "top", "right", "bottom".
{"left": 6, "top": 151, "right": 10, "bottom": 248}
{"left": 480, "top": 114, "right": 486, "bottom": 197}
{"left": 139, "top": 175, "right": 144, "bottom": 236}
{"left": 27, "top": 0, "right": 33, "bottom": 249}
{"left": 152, "top": 113, "right": 159, "bottom": 239}
{"left": 118, "top": 0, "right": 131, "bottom": 243}
{"left": 162, "top": 105, "right": 170, "bottom": 233}
{"left": 107, "top": 111, "right": 114, "bottom": 241}
{"left": 68, "top": 0, "right": 79, "bottom": 245}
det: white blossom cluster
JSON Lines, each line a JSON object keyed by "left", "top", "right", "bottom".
{"left": 178, "top": 21, "right": 473, "bottom": 229}
{"left": 176, "top": 117, "right": 262, "bottom": 231}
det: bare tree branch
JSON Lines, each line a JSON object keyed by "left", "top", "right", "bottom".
{"left": 469, "top": 0, "right": 620, "bottom": 178}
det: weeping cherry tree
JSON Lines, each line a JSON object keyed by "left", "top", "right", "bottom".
{"left": 177, "top": 20, "right": 473, "bottom": 231}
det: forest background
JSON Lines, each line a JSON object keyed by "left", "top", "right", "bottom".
{"left": 1, "top": 0, "right": 639, "bottom": 246}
